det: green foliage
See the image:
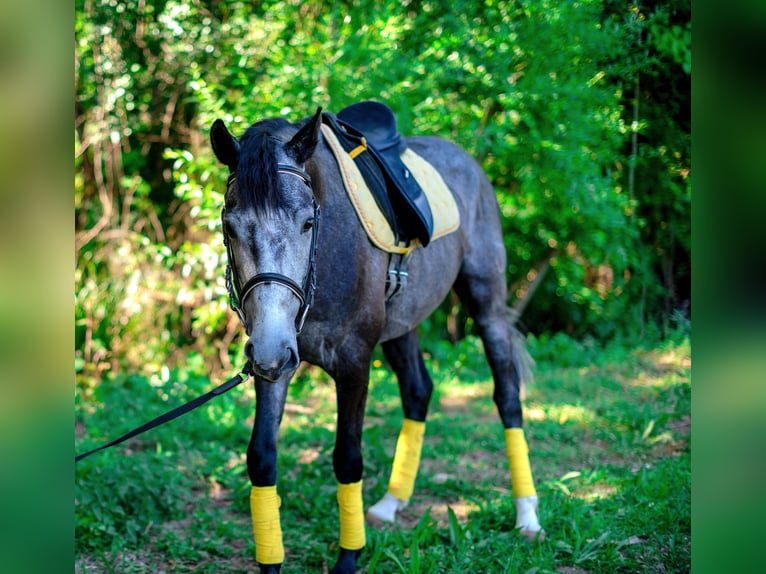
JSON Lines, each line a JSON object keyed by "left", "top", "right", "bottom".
{"left": 527, "top": 332, "right": 602, "bottom": 368}
{"left": 75, "top": 1, "right": 690, "bottom": 384}
{"left": 75, "top": 338, "right": 690, "bottom": 572}
{"left": 75, "top": 452, "right": 190, "bottom": 552}
{"left": 601, "top": 0, "right": 691, "bottom": 336}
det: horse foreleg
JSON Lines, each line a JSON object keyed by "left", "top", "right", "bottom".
{"left": 247, "top": 377, "right": 290, "bottom": 572}
{"left": 329, "top": 361, "right": 371, "bottom": 574}
{"left": 334, "top": 480, "right": 365, "bottom": 573}
{"left": 368, "top": 331, "right": 433, "bottom": 524}
{"left": 250, "top": 486, "right": 283, "bottom": 572}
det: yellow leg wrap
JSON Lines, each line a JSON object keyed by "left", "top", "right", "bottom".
{"left": 387, "top": 418, "right": 426, "bottom": 500}
{"left": 337, "top": 480, "right": 366, "bottom": 550}
{"left": 250, "top": 485, "right": 284, "bottom": 565}
{"left": 505, "top": 428, "right": 537, "bottom": 498}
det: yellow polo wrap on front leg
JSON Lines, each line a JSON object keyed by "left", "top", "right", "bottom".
{"left": 337, "top": 480, "right": 366, "bottom": 550}
{"left": 505, "top": 428, "right": 537, "bottom": 498}
{"left": 250, "top": 485, "right": 284, "bottom": 565}
{"left": 387, "top": 418, "right": 426, "bottom": 500}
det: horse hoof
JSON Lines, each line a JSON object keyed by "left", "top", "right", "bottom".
{"left": 329, "top": 548, "right": 361, "bottom": 574}
{"left": 520, "top": 527, "right": 546, "bottom": 542}
{"left": 366, "top": 492, "right": 407, "bottom": 528}
{"left": 366, "top": 509, "right": 392, "bottom": 530}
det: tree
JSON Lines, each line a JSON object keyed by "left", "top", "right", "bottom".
{"left": 75, "top": 0, "right": 691, "bottom": 383}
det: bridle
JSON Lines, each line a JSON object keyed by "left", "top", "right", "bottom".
{"left": 222, "top": 164, "right": 321, "bottom": 335}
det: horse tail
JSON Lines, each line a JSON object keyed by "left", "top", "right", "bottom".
{"left": 507, "top": 307, "right": 535, "bottom": 396}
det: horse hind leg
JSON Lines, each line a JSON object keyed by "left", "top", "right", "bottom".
{"left": 367, "top": 330, "right": 432, "bottom": 525}
{"left": 454, "top": 272, "right": 545, "bottom": 541}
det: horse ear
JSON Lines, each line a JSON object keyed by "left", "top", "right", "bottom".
{"left": 286, "top": 107, "right": 323, "bottom": 164}
{"left": 210, "top": 119, "right": 240, "bottom": 170}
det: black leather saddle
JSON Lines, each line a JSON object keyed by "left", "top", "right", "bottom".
{"left": 322, "top": 101, "right": 434, "bottom": 246}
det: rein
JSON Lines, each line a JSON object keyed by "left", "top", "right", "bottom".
{"left": 223, "top": 164, "right": 321, "bottom": 335}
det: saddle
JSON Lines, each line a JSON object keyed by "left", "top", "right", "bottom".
{"left": 322, "top": 101, "right": 434, "bottom": 246}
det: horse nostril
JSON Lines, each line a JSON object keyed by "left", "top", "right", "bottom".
{"left": 245, "top": 340, "right": 255, "bottom": 362}
{"left": 283, "top": 346, "right": 299, "bottom": 372}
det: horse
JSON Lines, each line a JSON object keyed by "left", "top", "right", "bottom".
{"left": 210, "top": 106, "right": 544, "bottom": 574}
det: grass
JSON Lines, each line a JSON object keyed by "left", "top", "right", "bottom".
{"left": 75, "top": 333, "right": 691, "bottom": 573}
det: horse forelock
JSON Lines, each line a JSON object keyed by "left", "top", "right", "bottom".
{"left": 234, "top": 118, "right": 293, "bottom": 215}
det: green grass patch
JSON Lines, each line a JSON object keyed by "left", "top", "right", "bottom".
{"left": 76, "top": 334, "right": 690, "bottom": 572}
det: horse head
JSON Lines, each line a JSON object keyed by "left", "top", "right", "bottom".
{"left": 211, "top": 109, "right": 323, "bottom": 382}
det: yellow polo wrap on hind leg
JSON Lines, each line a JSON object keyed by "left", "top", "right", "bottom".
{"left": 505, "top": 428, "right": 537, "bottom": 498}
{"left": 388, "top": 418, "right": 426, "bottom": 500}
{"left": 250, "top": 485, "right": 284, "bottom": 565}
{"left": 337, "top": 480, "right": 366, "bottom": 550}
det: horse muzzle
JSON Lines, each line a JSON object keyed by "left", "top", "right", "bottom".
{"left": 245, "top": 337, "right": 300, "bottom": 382}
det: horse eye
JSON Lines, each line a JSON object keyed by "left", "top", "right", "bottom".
{"left": 302, "top": 217, "right": 315, "bottom": 233}
{"left": 222, "top": 219, "right": 236, "bottom": 239}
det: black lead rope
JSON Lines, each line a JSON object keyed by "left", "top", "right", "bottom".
{"left": 74, "top": 363, "right": 253, "bottom": 463}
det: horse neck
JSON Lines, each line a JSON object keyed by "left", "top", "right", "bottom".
{"left": 306, "top": 138, "right": 346, "bottom": 217}
{"left": 303, "top": 135, "right": 384, "bottom": 282}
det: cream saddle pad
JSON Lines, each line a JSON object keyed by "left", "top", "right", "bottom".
{"left": 321, "top": 124, "right": 460, "bottom": 254}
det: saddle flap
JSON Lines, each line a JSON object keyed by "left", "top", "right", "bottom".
{"left": 320, "top": 123, "right": 460, "bottom": 255}
{"left": 332, "top": 101, "right": 434, "bottom": 246}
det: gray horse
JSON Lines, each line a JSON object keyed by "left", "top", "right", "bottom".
{"left": 211, "top": 106, "right": 543, "bottom": 574}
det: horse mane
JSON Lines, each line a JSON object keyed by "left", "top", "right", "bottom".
{"left": 235, "top": 118, "right": 293, "bottom": 214}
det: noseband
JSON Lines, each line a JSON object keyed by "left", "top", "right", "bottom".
{"left": 222, "top": 164, "right": 321, "bottom": 334}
